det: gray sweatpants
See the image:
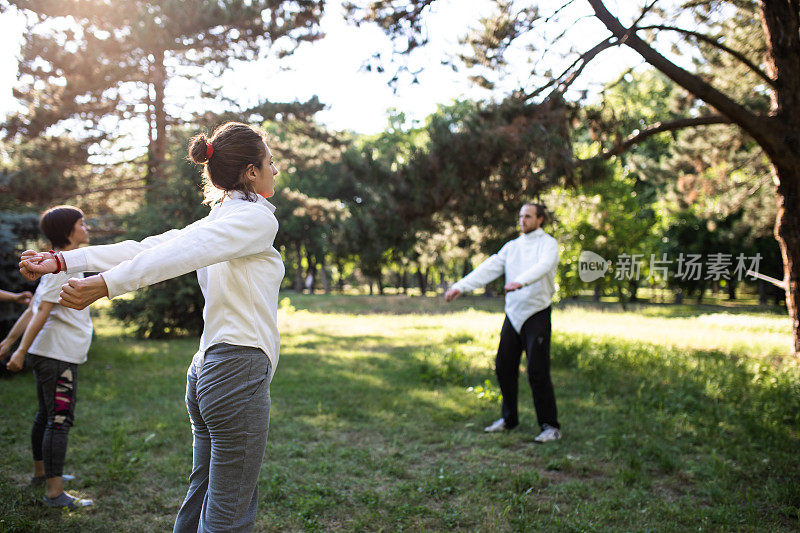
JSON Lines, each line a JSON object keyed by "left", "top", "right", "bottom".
{"left": 173, "top": 343, "right": 271, "bottom": 533}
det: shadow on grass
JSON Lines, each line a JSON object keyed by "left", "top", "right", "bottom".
{"left": 284, "top": 293, "right": 787, "bottom": 319}
{"left": 276, "top": 331, "right": 491, "bottom": 427}
{"left": 551, "top": 332, "right": 800, "bottom": 520}
{"left": 558, "top": 300, "right": 787, "bottom": 318}
{"left": 2, "top": 312, "right": 798, "bottom": 531}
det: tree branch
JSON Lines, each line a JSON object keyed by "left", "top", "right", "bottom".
{"left": 637, "top": 24, "right": 774, "bottom": 85}
{"left": 525, "top": 37, "right": 618, "bottom": 101}
{"left": 55, "top": 184, "right": 150, "bottom": 201}
{"left": 586, "top": 0, "right": 772, "bottom": 150}
{"left": 591, "top": 114, "right": 732, "bottom": 160}
{"left": 543, "top": 1, "right": 578, "bottom": 24}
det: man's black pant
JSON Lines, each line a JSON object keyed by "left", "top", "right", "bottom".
{"left": 495, "top": 307, "right": 559, "bottom": 430}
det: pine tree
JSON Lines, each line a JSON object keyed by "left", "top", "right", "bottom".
{"left": 4, "top": 0, "right": 324, "bottom": 197}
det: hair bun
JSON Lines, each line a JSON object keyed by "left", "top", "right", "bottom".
{"left": 188, "top": 134, "right": 211, "bottom": 164}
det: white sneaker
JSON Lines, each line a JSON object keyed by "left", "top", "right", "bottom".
{"left": 534, "top": 424, "right": 561, "bottom": 443}
{"left": 484, "top": 418, "right": 507, "bottom": 433}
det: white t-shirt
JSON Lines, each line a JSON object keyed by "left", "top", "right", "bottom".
{"left": 28, "top": 272, "right": 94, "bottom": 364}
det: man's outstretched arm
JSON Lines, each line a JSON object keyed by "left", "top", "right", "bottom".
{"left": 445, "top": 245, "right": 509, "bottom": 302}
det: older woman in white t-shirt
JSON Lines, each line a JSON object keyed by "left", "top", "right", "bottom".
{"left": 1, "top": 206, "right": 93, "bottom": 510}
{"left": 20, "top": 122, "right": 284, "bottom": 533}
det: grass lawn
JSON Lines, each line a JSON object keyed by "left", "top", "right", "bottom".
{"left": 1, "top": 294, "right": 798, "bottom": 532}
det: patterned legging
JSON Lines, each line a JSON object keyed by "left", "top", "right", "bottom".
{"left": 30, "top": 354, "right": 78, "bottom": 478}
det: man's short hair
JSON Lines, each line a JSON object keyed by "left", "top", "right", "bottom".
{"left": 524, "top": 203, "right": 551, "bottom": 225}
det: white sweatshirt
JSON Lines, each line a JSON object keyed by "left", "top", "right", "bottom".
{"left": 62, "top": 192, "right": 285, "bottom": 378}
{"left": 452, "top": 228, "right": 559, "bottom": 332}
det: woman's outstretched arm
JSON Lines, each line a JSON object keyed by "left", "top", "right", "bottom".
{"left": 19, "top": 217, "right": 209, "bottom": 282}
{"left": 55, "top": 204, "right": 277, "bottom": 310}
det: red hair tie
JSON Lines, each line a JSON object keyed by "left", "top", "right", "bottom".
{"left": 206, "top": 142, "right": 214, "bottom": 160}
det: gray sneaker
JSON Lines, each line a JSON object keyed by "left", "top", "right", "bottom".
{"left": 534, "top": 424, "right": 561, "bottom": 443}
{"left": 43, "top": 492, "right": 93, "bottom": 510}
{"left": 484, "top": 418, "right": 508, "bottom": 433}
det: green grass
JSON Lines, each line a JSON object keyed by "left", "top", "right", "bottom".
{"left": 1, "top": 295, "right": 798, "bottom": 532}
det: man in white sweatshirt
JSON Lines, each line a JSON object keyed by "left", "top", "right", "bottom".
{"left": 445, "top": 203, "right": 561, "bottom": 443}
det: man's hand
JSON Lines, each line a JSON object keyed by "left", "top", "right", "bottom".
{"left": 19, "top": 250, "right": 59, "bottom": 281}
{"left": 59, "top": 275, "right": 109, "bottom": 310}
{"left": 6, "top": 349, "right": 25, "bottom": 372}
{"left": 504, "top": 282, "right": 523, "bottom": 293}
{"left": 444, "top": 288, "right": 461, "bottom": 302}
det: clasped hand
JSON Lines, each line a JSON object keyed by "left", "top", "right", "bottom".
{"left": 19, "top": 250, "right": 109, "bottom": 310}
{"left": 19, "top": 250, "right": 58, "bottom": 281}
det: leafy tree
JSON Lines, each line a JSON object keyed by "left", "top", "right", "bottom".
{"left": 0, "top": 211, "right": 39, "bottom": 334}
{"left": 257, "top": 100, "right": 352, "bottom": 292}
{"left": 275, "top": 188, "right": 348, "bottom": 292}
{"left": 348, "top": 0, "right": 800, "bottom": 353}
{"left": 548, "top": 160, "right": 657, "bottom": 308}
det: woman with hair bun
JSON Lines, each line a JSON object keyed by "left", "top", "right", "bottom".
{"left": 20, "top": 122, "right": 284, "bottom": 532}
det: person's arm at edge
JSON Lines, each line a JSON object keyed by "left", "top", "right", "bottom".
{"left": 0, "top": 289, "right": 17, "bottom": 301}
{"left": 0, "top": 305, "right": 33, "bottom": 358}
{"left": 5, "top": 301, "right": 54, "bottom": 372}
{"left": 0, "top": 289, "right": 32, "bottom": 304}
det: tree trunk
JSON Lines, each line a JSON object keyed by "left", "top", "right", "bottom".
{"left": 616, "top": 285, "right": 627, "bottom": 311}
{"left": 148, "top": 49, "right": 167, "bottom": 202}
{"left": 145, "top": 88, "right": 154, "bottom": 186}
{"left": 416, "top": 266, "right": 427, "bottom": 295}
{"left": 727, "top": 279, "right": 736, "bottom": 300}
{"left": 747, "top": 1, "right": 800, "bottom": 352}
{"left": 774, "top": 176, "right": 800, "bottom": 353}
{"left": 306, "top": 252, "right": 316, "bottom": 294}
{"left": 377, "top": 273, "right": 384, "bottom": 295}
{"left": 401, "top": 269, "right": 408, "bottom": 293}
{"left": 321, "top": 257, "right": 330, "bottom": 294}
{"left": 593, "top": 285, "right": 602, "bottom": 302}
{"left": 294, "top": 242, "right": 304, "bottom": 292}
{"left": 628, "top": 279, "right": 638, "bottom": 302}
{"left": 335, "top": 259, "right": 345, "bottom": 291}
{"left": 587, "top": 0, "right": 800, "bottom": 354}
{"left": 674, "top": 288, "right": 683, "bottom": 305}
